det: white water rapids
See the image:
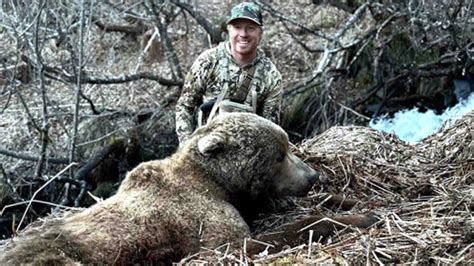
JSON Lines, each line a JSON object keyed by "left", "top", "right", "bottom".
{"left": 369, "top": 92, "right": 474, "bottom": 143}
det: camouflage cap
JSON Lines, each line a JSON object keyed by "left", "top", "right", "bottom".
{"left": 227, "top": 2, "right": 262, "bottom": 26}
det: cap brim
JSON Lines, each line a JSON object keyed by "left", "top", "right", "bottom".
{"left": 227, "top": 16, "right": 262, "bottom": 26}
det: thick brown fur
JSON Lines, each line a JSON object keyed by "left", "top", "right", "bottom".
{"left": 0, "top": 113, "right": 319, "bottom": 264}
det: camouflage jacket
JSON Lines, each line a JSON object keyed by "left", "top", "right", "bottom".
{"left": 175, "top": 41, "right": 282, "bottom": 143}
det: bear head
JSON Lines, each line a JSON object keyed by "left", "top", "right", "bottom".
{"left": 182, "top": 113, "right": 319, "bottom": 201}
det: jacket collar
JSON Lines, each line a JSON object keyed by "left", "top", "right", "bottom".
{"left": 221, "top": 41, "right": 262, "bottom": 68}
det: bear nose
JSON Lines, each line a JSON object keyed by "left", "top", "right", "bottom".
{"left": 309, "top": 171, "right": 328, "bottom": 185}
{"left": 307, "top": 172, "right": 319, "bottom": 185}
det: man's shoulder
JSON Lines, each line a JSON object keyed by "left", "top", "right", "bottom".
{"left": 189, "top": 45, "right": 222, "bottom": 72}
{"left": 197, "top": 42, "right": 226, "bottom": 61}
{"left": 257, "top": 55, "right": 281, "bottom": 80}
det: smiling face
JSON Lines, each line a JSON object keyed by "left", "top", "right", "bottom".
{"left": 227, "top": 18, "right": 262, "bottom": 64}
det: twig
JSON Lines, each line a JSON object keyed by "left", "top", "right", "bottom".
{"left": 255, "top": 0, "right": 333, "bottom": 41}
{"left": 246, "top": 237, "right": 275, "bottom": 248}
{"left": 91, "top": 15, "right": 146, "bottom": 35}
{"left": 46, "top": 68, "right": 183, "bottom": 86}
{"left": 145, "top": 0, "right": 184, "bottom": 80}
{"left": 298, "top": 217, "right": 349, "bottom": 232}
{"left": 16, "top": 162, "right": 78, "bottom": 231}
{"left": 32, "top": 0, "right": 49, "bottom": 179}
{"left": 170, "top": 0, "right": 223, "bottom": 44}
{"left": 65, "top": 0, "right": 87, "bottom": 207}
{"left": 1, "top": 199, "right": 80, "bottom": 217}
{"left": 280, "top": 20, "right": 325, "bottom": 53}
{"left": 0, "top": 147, "right": 69, "bottom": 164}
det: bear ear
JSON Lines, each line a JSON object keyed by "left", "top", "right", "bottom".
{"left": 197, "top": 133, "right": 225, "bottom": 156}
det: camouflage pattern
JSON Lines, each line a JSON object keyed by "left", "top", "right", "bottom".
{"left": 175, "top": 41, "right": 282, "bottom": 143}
{"left": 227, "top": 2, "right": 263, "bottom": 26}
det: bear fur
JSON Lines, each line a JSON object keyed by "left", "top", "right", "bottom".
{"left": 0, "top": 113, "right": 318, "bottom": 264}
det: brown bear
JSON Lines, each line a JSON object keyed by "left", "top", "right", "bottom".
{"left": 0, "top": 112, "right": 319, "bottom": 264}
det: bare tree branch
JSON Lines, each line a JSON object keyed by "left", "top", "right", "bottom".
{"left": 91, "top": 15, "right": 147, "bottom": 35}
{"left": 255, "top": 0, "right": 334, "bottom": 42}
{"left": 33, "top": 0, "right": 49, "bottom": 179}
{"left": 145, "top": 0, "right": 184, "bottom": 80}
{"left": 0, "top": 147, "right": 69, "bottom": 164}
{"left": 73, "top": 72, "right": 183, "bottom": 86}
{"left": 63, "top": 0, "right": 87, "bottom": 207}
{"left": 285, "top": 2, "right": 373, "bottom": 98}
{"left": 69, "top": 0, "right": 86, "bottom": 168}
{"left": 170, "top": 0, "right": 224, "bottom": 44}
{"left": 20, "top": 55, "right": 183, "bottom": 86}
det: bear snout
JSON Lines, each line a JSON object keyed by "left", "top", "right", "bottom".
{"left": 271, "top": 153, "right": 319, "bottom": 197}
{"left": 289, "top": 153, "right": 319, "bottom": 184}
{"left": 306, "top": 172, "right": 319, "bottom": 186}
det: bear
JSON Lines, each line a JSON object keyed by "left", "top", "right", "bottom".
{"left": 0, "top": 112, "right": 320, "bottom": 264}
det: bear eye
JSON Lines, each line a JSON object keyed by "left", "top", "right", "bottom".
{"left": 276, "top": 153, "right": 286, "bottom": 162}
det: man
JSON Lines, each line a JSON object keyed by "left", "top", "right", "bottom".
{"left": 175, "top": 2, "right": 282, "bottom": 144}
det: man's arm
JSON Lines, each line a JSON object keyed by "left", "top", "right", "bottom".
{"left": 175, "top": 52, "right": 212, "bottom": 144}
{"left": 260, "top": 69, "right": 282, "bottom": 124}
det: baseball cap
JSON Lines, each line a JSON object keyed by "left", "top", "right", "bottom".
{"left": 226, "top": 2, "right": 263, "bottom": 26}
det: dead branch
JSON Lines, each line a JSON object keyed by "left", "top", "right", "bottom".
{"left": 256, "top": 1, "right": 333, "bottom": 41}
{"left": 48, "top": 69, "right": 183, "bottom": 86}
{"left": 280, "top": 21, "right": 325, "bottom": 53}
{"left": 21, "top": 55, "right": 183, "bottom": 86}
{"left": 63, "top": 0, "right": 87, "bottom": 206}
{"left": 170, "top": 0, "right": 224, "bottom": 44}
{"left": 56, "top": 136, "right": 129, "bottom": 207}
{"left": 0, "top": 148, "right": 69, "bottom": 164}
{"left": 31, "top": 0, "right": 49, "bottom": 179}
{"left": 285, "top": 3, "right": 373, "bottom": 97}
{"left": 145, "top": 0, "right": 184, "bottom": 80}
{"left": 70, "top": 138, "right": 127, "bottom": 206}
{"left": 91, "top": 15, "right": 147, "bottom": 35}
